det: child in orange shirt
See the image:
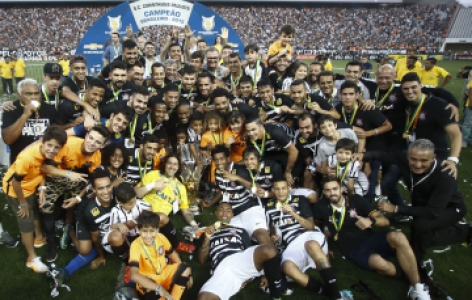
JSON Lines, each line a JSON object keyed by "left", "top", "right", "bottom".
{"left": 266, "top": 24, "right": 295, "bottom": 66}
{"left": 224, "top": 110, "right": 247, "bottom": 163}
{"left": 129, "top": 211, "right": 192, "bottom": 300}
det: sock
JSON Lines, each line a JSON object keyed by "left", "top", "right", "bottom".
{"left": 160, "top": 221, "right": 179, "bottom": 249}
{"left": 111, "top": 241, "right": 130, "bottom": 263}
{"left": 319, "top": 268, "right": 341, "bottom": 300}
{"left": 40, "top": 213, "right": 56, "bottom": 244}
{"left": 262, "top": 255, "right": 283, "bottom": 298}
{"left": 170, "top": 276, "right": 189, "bottom": 300}
{"left": 0, "top": 222, "right": 4, "bottom": 234}
{"left": 414, "top": 283, "right": 425, "bottom": 292}
{"left": 306, "top": 276, "right": 324, "bottom": 294}
{"left": 65, "top": 248, "right": 98, "bottom": 277}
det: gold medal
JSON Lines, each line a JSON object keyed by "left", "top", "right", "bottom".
{"left": 402, "top": 132, "right": 409, "bottom": 139}
{"left": 129, "top": 138, "right": 135, "bottom": 146}
{"left": 251, "top": 186, "right": 257, "bottom": 194}
{"left": 334, "top": 234, "right": 338, "bottom": 241}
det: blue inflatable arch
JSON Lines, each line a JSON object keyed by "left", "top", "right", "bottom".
{"left": 75, "top": 0, "right": 245, "bottom": 75}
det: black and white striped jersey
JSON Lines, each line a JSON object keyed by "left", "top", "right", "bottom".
{"left": 109, "top": 200, "right": 151, "bottom": 237}
{"left": 126, "top": 149, "right": 155, "bottom": 186}
{"left": 215, "top": 163, "right": 260, "bottom": 216}
{"left": 207, "top": 225, "right": 252, "bottom": 271}
{"left": 265, "top": 195, "right": 312, "bottom": 244}
{"left": 240, "top": 160, "right": 282, "bottom": 201}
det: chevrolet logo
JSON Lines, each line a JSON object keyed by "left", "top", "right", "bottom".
{"left": 84, "top": 43, "right": 103, "bottom": 50}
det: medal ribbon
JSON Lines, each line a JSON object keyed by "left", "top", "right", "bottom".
{"left": 211, "top": 130, "right": 223, "bottom": 145}
{"left": 42, "top": 85, "right": 59, "bottom": 110}
{"left": 215, "top": 222, "right": 230, "bottom": 232}
{"left": 147, "top": 114, "right": 154, "bottom": 135}
{"left": 136, "top": 149, "right": 149, "bottom": 180}
{"left": 252, "top": 60, "right": 260, "bottom": 87}
{"left": 342, "top": 105, "right": 358, "bottom": 125}
{"left": 404, "top": 94, "right": 426, "bottom": 135}
{"left": 331, "top": 205, "right": 346, "bottom": 238}
{"left": 336, "top": 161, "right": 351, "bottom": 182}
{"left": 72, "top": 77, "right": 88, "bottom": 91}
{"left": 231, "top": 73, "right": 242, "bottom": 91}
{"left": 129, "top": 115, "right": 137, "bottom": 141}
{"left": 251, "top": 132, "right": 266, "bottom": 156}
{"left": 375, "top": 84, "right": 395, "bottom": 108}
{"left": 112, "top": 86, "right": 122, "bottom": 102}
{"left": 140, "top": 240, "right": 162, "bottom": 275}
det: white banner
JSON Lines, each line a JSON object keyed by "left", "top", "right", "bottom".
{"left": 130, "top": 0, "right": 194, "bottom": 28}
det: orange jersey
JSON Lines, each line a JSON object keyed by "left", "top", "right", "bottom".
{"left": 2, "top": 142, "right": 66, "bottom": 198}
{"left": 129, "top": 234, "right": 172, "bottom": 279}
{"left": 59, "top": 137, "right": 101, "bottom": 173}
{"left": 153, "top": 148, "right": 167, "bottom": 170}
{"left": 200, "top": 130, "right": 230, "bottom": 150}
{"left": 224, "top": 128, "right": 247, "bottom": 163}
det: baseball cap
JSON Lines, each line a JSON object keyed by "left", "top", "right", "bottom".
{"left": 43, "top": 63, "right": 63, "bottom": 76}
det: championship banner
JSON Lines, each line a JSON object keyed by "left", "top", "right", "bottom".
{"left": 75, "top": 0, "right": 244, "bottom": 76}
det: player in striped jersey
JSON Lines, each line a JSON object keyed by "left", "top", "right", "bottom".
{"left": 327, "top": 139, "right": 369, "bottom": 196}
{"left": 126, "top": 134, "right": 160, "bottom": 185}
{"left": 102, "top": 183, "right": 151, "bottom": 262}
{"left": 206, "top": 146, "right": 273, "bottom": 247}
{"left": 266, "top": 178, "right": 347, "bottom": 300}
{"left": 197, "top": 202, "right": 287, "bottom": 300}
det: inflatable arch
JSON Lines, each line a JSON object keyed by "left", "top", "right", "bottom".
{"left": 75, "top": 0, "right": 245, "bottom": 75}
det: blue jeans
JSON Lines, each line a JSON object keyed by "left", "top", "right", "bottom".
{"left": 366, "top": 160, "right": 381, "bottom": 203}
{"left": 381, "top": 163, "right": 406, "bottom": 206}
{"left": 462, "top": 107, "right": 472, "bottom": 144}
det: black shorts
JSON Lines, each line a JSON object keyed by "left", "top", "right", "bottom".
{"left": 348, "top": 231, "right": 396, "bottom": 271}
{"left": 76, "top": 221, "right": 92, "bottom": 241}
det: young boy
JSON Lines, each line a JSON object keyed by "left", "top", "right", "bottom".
{"left": 327, "top": 138, "right": 369, "bottom": 196}
{"left": 224, "top": 111, "right": 247, "bottom": 163}
{"left": 130, "top": 210, "right": 192, "bottom": 300}
{"left": 102, "top": 183, "right": 151, "bottom": 263}
{"left": 244, "top": 44, "right": 268, "bottom": 93}
{"left": 266, "top": 25, "right": 294, "bottom": 66}
{"left": 238, "top": 75, "right": 257, "bottom": 107}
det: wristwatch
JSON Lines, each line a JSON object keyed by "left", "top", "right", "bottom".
{"left": 369, "top": 216, "right": 377, "bottom": 226}
{"left": 75, "top": 195, "right": 82, "bottom": 204}
{"left": 447, "top": 156, "right": 459, "bottom": 164}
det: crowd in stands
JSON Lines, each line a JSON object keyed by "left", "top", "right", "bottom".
{"left": 0, "top": 4, "right": 452, "bottom": 52}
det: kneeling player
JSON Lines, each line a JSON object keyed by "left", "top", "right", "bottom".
{"left": 315, "top": 177, "right": 430, "bottom": 300}
{"left": 197, "top": 203, "right": 286, "bottom": 300}
{"left": 130, "top": 210, "right": 192, "bottom": 300}
{"left": 266, "top": 178, "right": 346, "bottom": 300}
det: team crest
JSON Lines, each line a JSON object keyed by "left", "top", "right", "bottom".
{"left": 299, "top": 137, "right": 306, "bottom": 144}
{"left": 276, "top": 98, "right": 282, "bottom": 105}
{"left": 91, "top": 207, "right": 100, "bottom": 217}
{"left": 267, "top": 201, "right": 275, "bottom": 207}
{"left": 265, "top": 166, "right": 270, "bottom": 173}
{"left": 233, "top": 107, "right": 239, "bottom": 110}
{"left": 349, "top": 208, "right": 358, "bottom": 218}
{"left": 107, "top": 15, "right": 122, "bottom": 32}
{"left": 419, "top": 112, "right": 426, "bottom": 120}
{"left": 202, "top": 16, "right": 215, "bottom": 31}
{"left": 356, "top": 119, "right": 363, "bottom": 126}
{"left": 293, "top": 197, "right": 299, "bottom": 203}
{"left": 388, "top": 94, "right": 397, "bottom": 102}
{"left": 158, "top": 246, "right": 164, "bottom": 256}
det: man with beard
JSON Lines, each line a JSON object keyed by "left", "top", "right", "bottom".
{"left": 67, "top": 106, "right": 134, "bottom": 145}
{"left": 179, "top": 65, "right": 197, "bottom": 101}
{"left": 222, "top": 53, "right": 244, "bottom": 97}
{"left": 61, "top": 55, "right": 95, "bottom": 108}
{"left": 290, "top": 79, "right": 339, "bottom": 120}
{"left": 193, "top": 72, "right": 214, "bottom": 109}
{"left": 245, "top": 117, "right": 300, "bottom": 185}
{"left": 100, "top": 85, "right": 150, "bottom": 149}
{"left": 100, "top": 39, "right": 146, "bottom": 80}
{"left": 102, "top": 61, "right": 137, "bottom": 105}
{"left": 40, "top": 126, "right": 109, "bottom": 261}
{"left": 1, "top": 79, "right": 57, "bottom": 163}
{"left": 127, "top": 62, "right": 145, "bottom": 86}
{"left": 211, "top": 87, "right": 258, "bottom": 119}
{"left": 143, "top": 42, "right": 159, "bottom": 80}
{"left": 268, "top": 55, "right": 289, "bottom": 92}
{"left": 56, "top": 78, "right": 107, "bottom": 129}
{"left": 126, "top": 134, "right": 160, "bottom": 186}
{"left": 307, "top": 62, "right": 324, "bottom": 93}
{"left": 204, "top": 47, "right": 228, "bottom": 80}
{"left": 334, "top": 61, "right": 375, "bottom": 101}
{"left": 314, "top": 177, "right": 431, "bottom": 300}
{"left": 146, "top": 62, "right": 166, "bottom": 97}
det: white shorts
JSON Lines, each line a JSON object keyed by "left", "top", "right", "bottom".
{"left": 290, "top": 188, "right": 316, "bottom": 198}
{"left": 230, "top": 205, "right": 268, "bottom": 237}
{"left": 281, "top": 230, "right": 327, "bottom": 273}
{"left": 199, "top": 246, "right": 261, "bottom": 300}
